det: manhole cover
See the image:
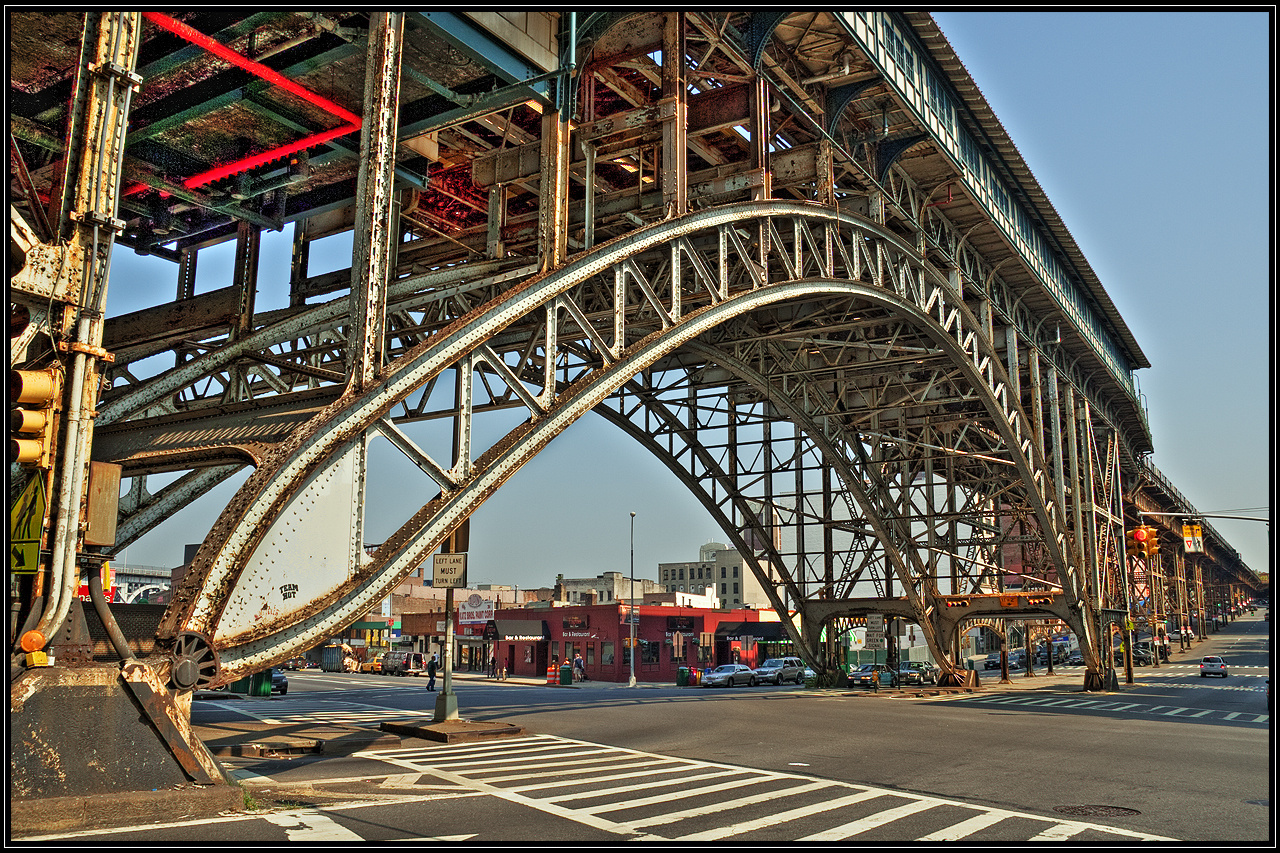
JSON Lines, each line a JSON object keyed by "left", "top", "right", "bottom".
{"left": 1053, "top": 805, "right": 1141, "bottom": 817}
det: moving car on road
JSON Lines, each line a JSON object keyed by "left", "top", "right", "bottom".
{"left": 753, "top": 657, "right": 805, "bottom": 685}
{"left": 270, "top": 668, "right": 288, "bottom": 695}
{"left": 1199, "top": 656, "right": 1228, "bottom": 678}
{"left": 702, "top": 664, "right": 757, "bottom": 687}
{"left": 897, "top": 661, "right": 939, "bottom": 685}
{"left": 848, "top": 663, "right": 896, "bottom": 688}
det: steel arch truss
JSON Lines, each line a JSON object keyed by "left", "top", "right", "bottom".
{"left": 146, "top": 201, "right": 1089, "bottom": 684}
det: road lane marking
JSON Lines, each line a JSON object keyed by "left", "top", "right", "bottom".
{"left": 1028, "top": 822, "right": 1087, "bottom": 841}
{"left": 579, "top": 771, "right": 776, "bottom": 814}
{"left": 625, "top": 779, "right": 831, "bottom": 828}
{"left": 263, "top": 810, "right": 364, "bottom": 841}
{"left": 669, "top": 789, "right": 887, "bottom": 842}
{"left": 915, "top": 810, "right": 1010, "bottom": 841}
{"left": 355, "top": 735, "right": 1175, "bottom": 842}
{"left": 798, "top": 797, "right": 939, "bottom": 841}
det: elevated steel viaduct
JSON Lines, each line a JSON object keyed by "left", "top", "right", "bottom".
{"left": 9, "top": 11, "right": 1265, "bottom": 797}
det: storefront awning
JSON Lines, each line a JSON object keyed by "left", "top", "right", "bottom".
{"left": 490, "top": 619, "right": 549, "bottom": 642}
{"left": 714, "top": 621, "right": 783, "bottom": 640}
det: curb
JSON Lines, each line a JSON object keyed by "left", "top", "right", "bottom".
{"left": 9, "top": 784, "right": 246, "bottom": 837}
{"left": 379, "top": 719, "right": 525, "bottom": 743}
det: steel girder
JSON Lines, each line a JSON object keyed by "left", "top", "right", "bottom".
{"left": 141, "top": 200, "right": 1091, "bottom": 685}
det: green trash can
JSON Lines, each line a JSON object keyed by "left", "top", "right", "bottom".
{"left": 560, "top": 664, "right": 573, "bottom": 685}
{"left": 676, "top": 667, "right": 689, "bottom": 687}
{"left": 229, "top": 671, "right": 272, "bottom": 697}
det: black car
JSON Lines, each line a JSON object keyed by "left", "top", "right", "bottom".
{"left": 270, "top": 668, "right": 288, "bottom": 695}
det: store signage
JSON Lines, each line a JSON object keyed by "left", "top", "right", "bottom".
{"left": 458, "top": 594, "right": 493, "bottom": 624}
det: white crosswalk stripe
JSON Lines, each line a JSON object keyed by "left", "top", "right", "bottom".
{"left": 355, "top": 734, "right": 1172, "bottom": 842}
{"left": 914, "top": 692, "right": 1269, "bottom": 723}
{"left": 196, "top": 696, "right": 435, "bottom": 726}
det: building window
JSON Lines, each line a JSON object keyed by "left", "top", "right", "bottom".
{"left": 733, "top": 583, "right": 739, "bottom": 594}
{"left": 721, "top": 583, "right": 727, "bottom": 595}
{"left": 640, "top": 639, "right": 660, "bottom": 664}
{"left": 679, "top": 568, "right": 685, "bottom": 580}
{"left": 602, "top": 642, "right": 614, "bottom": 665}
{"left": 732, "top": 565, "right": 738, "bottom": 577}
{"left": 721, "top": 567, "right": 727, "bottom": 579}
{"left": 586, "top": 644, "right": 595, "bottom": 666}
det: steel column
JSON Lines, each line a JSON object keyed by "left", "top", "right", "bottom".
{"left": 348, "top": 11, "right": 404, "bottom": 392}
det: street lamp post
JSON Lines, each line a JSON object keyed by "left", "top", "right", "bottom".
{"left": 628, "top": 511, "right": 636, "bottom": 688}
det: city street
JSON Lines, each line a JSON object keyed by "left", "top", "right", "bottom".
{"left": 18, "top": 613, "right": 1270, "bottom": 843}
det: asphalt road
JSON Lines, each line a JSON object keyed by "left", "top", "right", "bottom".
{"left": 22, "top": 612, "right": 1270, "bottom": 843}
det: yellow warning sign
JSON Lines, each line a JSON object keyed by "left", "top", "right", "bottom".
{"left": 10, "top": 475, "right": 46, "bottom": 574}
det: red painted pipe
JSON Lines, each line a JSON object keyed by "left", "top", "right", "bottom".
{"left": 143, "top": 12, "right": 359, "bottom": 123}
{"left": 135, "top": 12, "right": 361, "bottom": 192}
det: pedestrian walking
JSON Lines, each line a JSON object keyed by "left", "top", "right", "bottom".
{"left": 426, "top": 653, "right": 438, "bottom": 691}
{"left": 573, "top": 653, "right": 586, "bottom": 682}
{"left": 870, "top": 668, "right": 880, "bottom": 693}
{"left": 489, "top": 655, "right": 497, "bottom": 678}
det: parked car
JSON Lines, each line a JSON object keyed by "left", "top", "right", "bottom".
{"left": 753, "top": 657, "right": 805, "bottom": 685}
{"left": 360, "top": 654, "right": 385, "bottom": 674}
{"left": 1035, "top": 644, "right": 1071, "bottom": 665}
{"left": 270, "top": 668, "right": 288, "bottom": 695}
{"left": 1065, "top": 650, "right": 1085, "bottom": 666}
{"left": 1199, "top": 656, "right": 1228, "bottom": 678}
{"left": 847, "top": 663, "right": 896, "bottom": 688}
{"left": 983, "top": 653, "right": 1003, "bottom": 670}
{"left": 897, "top": 661, "right": 938, "bottom": 685}
{"left": 702, "top": 664, "right": 757, "bottom": 687}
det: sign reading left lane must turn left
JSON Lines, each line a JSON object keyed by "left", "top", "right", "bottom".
{"left": 433, "top": 553, "right": 467, "bottom": 588}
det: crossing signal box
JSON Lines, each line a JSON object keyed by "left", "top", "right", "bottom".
{"left": 10, "top": 368, "right": 60, "bottom": 469}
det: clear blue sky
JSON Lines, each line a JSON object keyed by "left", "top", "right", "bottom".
{"left": 110, "top": 11, "right": 1271, "bottom": 590}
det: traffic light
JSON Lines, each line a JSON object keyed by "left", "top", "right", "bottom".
{"left": 945, "top": 597, "right": 970, "bottom": 607}
{"left": 1026, "top": 595, "right": 1055, "bottom": 606}
{"left": 10, "top": 368, "right": 60, "bottom": 468}
{"left": 1126, "top": 527, "right": 1148, "bottom": 558}
{"left": 1141, "top": 526, "right": 1160, "bottom": 558}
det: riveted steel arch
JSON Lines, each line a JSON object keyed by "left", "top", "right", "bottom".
{"left": 151, "top": 201, "right": 1090, "bottom": 682}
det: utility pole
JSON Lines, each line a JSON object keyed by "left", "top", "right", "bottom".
{"left": 628, "top": 511, "right": 637, "bottom": 688}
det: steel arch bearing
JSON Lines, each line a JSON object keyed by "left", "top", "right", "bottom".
{"left": 153, "top": 201, "right": 1083, "bottom": 684}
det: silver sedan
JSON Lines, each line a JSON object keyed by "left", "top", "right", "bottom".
{"left": 702, "top": 664, "right": 758, "bottom": 687}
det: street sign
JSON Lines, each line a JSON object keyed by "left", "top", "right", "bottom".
{"left": 432, "top": 553, "right": 468, "bottom": 588}
{"left": 865, "top": 613, "right": 885, "bottom": 649}
{"left": 1182, "top": 523, "right": 1204, "bottom": 553}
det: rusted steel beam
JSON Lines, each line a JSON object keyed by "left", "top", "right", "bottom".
{"left": 348, "top": 12, "right": 404, "bottom": 393}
